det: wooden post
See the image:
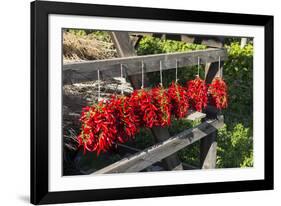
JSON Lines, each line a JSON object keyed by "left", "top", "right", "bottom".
{"left": 200, "top": 38, "right": 224, "bottom": 169}
{"left": 110, "top": 32, "right": 183, "bottom": 170}
{"left": 200, "top": 62, "right": 220, "bottom": 169}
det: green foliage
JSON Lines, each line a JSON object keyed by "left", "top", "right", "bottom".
{"left": 137, "top": 36, "right": 206, "bottom": 55}
{"left": 217, "top": 124, "right": 253, "bottom": 168}
{"left": 91, "top": 31, "right": 112, "bottom": 42}
{"left": 67, "top": 29, "right": 87, "bottom": 36}
{"left": 65, "top": 29, "right": 112, "bottom": 42}
{"left": 223, "top": 42, "right": 253, "bottom": 128}
{"left": 137, "top": 36, "right": 206, "bottom": 87}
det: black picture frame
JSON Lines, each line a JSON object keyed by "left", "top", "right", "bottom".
{"left": 31, "top": 0, "right": 274, "bottom": 204}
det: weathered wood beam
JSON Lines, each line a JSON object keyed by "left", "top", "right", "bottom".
{"left": 110, "top": 31, "right": 145, "bottom": 89}
{"left": 63, "top": 48, "right": 227, "bottom": 76}
{"left": 200, "top": 131, "right": 218, "bottom": 169}
{"left": 93, "top": 116, "right": 224, "bottom": 174}
{"left": 115, "top": 145, "right": 199, "bottom": 170}
{"left": 186, "top": 110, "right": 206, "bottom": 121}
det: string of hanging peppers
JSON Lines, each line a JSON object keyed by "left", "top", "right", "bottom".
{"left": 77, "top": 77, "right": 228, "bottom": 155}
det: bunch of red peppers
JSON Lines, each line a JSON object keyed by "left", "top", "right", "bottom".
{"left": 186, "top": 76, "right": 208, "bottom": 112}
{"left": 77, "top": 76, "right": 228, "bottom": 154}
{"left": 208, "top": 77, "right": 228, "bottom": 109}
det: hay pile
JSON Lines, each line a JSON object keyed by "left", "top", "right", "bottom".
{"left": 63, "top": 32, "right": 117, "bottom": 62}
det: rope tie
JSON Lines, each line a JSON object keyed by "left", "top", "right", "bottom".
{"left": 120, "top": 64, "right": 124, "bottom": 95}
{"left": 141, "top": 61, "right": 144, "bottom": 89}
{"left": 218, "top": 56, "right": 223, "bottom": 77}
{"left": 197, "top": 56, "right": 200, "bottom": 77}
{"left": 175, "top": 59, "right": 178, "bottom": 83}
{"left": 160, "top": 60, "right": 163, "bottom": 86}
{"left": 97, "top": 69, "right": 101, "bottom": 101}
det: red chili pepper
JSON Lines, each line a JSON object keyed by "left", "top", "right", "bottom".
{"left": 208, "top": 77, "right": 228, "bottom": 110}
{"left": 168, "top": 81, "right": 189, "bottom": 118}
{"left": 151, "top": 85, "right": 171, "bottom": 127}
{"left": 186, "top": 76, "right": 208, "bottom": 112}
{"left": 77, "top": 75, "right": 228, "bottom": 156}
{"left": 129, "top": 89, "right": 158, "bottom": 128}
{"left": 108, "top": 95, "right": 139, "bottom": 143}
{"left": 77, "top": 101, "right": 118, "bottom": 155}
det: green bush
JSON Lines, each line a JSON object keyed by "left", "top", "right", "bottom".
{"left": 223, "top": 43, "right": 253, "bottom": 127}
{"left": 65, "top": 29, "right": 113, "bottom": 42}
{"left": 137, "top": 36, "right": 206, "bottom": 55}
{"left": 137, "top": 36, "right": 206, "bottom": 87}
{"left": 67, "top": 29, "right": 87, "bottom": 36}
{"left": 217, "top": 124, "right": 253, "bottom": 168}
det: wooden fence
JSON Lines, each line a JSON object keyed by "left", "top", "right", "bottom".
{"left": 64, "top": 32, "right": 227, "bottom": 173}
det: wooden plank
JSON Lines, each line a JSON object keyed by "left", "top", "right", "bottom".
{"left": 200, "top": 131, "right": 217, "bottom": 169}
{"left": 110, "top": 31, "right": 145, "bottom": 89}
{"left": 110, "top": 32, "right": 183, "bottom": 171}
{"left": 63, "top": 48, "right": 227, "bottom": 75}
{"left": 150, "top": 126, "right": 183, "bottom": 170}
{"left": 63, "top": 48, "right": 227, "bottom": 83}
{"left": 200, "top": 62, "right": 220, "bottom": 169}
{"left": 186, "top": 111, "right": 206, "bottom": 121}
{"left": 117, "top": 144, "right": 199, "bottom": 171}
{"left": 93, "top": 116, "right": 224, "bottom": 174}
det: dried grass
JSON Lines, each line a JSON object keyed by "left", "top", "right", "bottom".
{"left": 63, "top": 32, "right": 117, "bottom": 62}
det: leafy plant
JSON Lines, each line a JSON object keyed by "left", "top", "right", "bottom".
{"left": 137, "top": 36, "right": 206, "bottom": 87}
{"left": 217, "top": 124, "right": 253, "bottom": 168}
{"left": 67, "top": 29, "right": 87, "bottom": 36}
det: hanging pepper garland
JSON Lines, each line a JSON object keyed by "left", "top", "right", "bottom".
{"left": 77, "top": 75, "right": 228, "bottom": 155}
{"left": 77, "top": 106, "right": 93, "bottom": 153}
{"left": 109, "top": 95, "right": 139, "bottom": 143}
{"left": 186, "top": 76, "right": 208, "bottom": 112}
{"left": 151, "top": 85, "right": 171, "bottom": 127}
{"left": 77, "top": 101, "right": 118, "bottom": 155}
{"left": 168, "top": 81, "right": 189, "bottom": 119}
{"left": 129, "top": 89, "right": 158, "bottom": 128}
{"left": 208, "top": 77, "right": 228, "bottom": 110}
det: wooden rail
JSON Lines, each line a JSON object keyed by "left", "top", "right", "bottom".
{"left": 116, "top": 144, "right": 199, "bottom": 171}
{"left": 64, "top": 48, "right": 227, "bottom": 76}
{"left": 93, "top": 116, "right": 224, "bottom": 174}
